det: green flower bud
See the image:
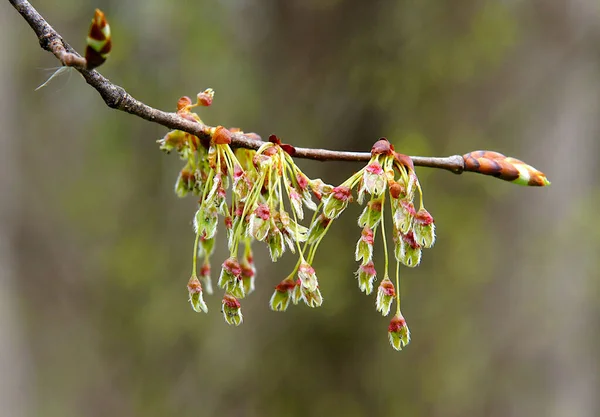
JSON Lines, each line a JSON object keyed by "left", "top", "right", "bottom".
{"left": 355, "top": 226, "right": 374, "bottom": 263}
{"left": 363, "top": 160, "right": 387, "bottom": 196}
{"left": 222, "top": 294, "right": 243, "bottom": 326}
{"left": 323, "top": 186, "right": 352, "bottom": 219}
{"left": 174, "top": 168, "right": 196, "bottom": 198}
{"left": 291, "top": 280, "right": 303, "bottom": 305}
{"left": 376, "top": 277, "right": 396, "bottom": 316}
{"left": 187, "top": 275, "right": 208, "bottom": 313}
{"left": 307, "top": 214, "right": 331, "bottom": 244}
{"left": 298, "top": 262, "right": 318, "bottom": 292}
{"left": 388, "top": 313, "right": 410, "bottom": 351}
{"left": 301, "top": 286, "right": 323, "bottom": 308}
{"left": 392, "top": 199, "right": 415, "bottom": 234}
{"left": 394, "top": 230, "right": 422, "bottom": 268}
{"left": 248, "top": 204, "right": 271, "bottom": 241}
{"left": 355, "top": 261, "right": 377, "bottom": 294}
{"left": 241, "top": 255, "right": 256, "bottom": 296}
{"left": 269, "top": 277, "right": 296, "bottom": 311}
{"left": 413, "top": 208, "right": 435, "bottom": 248}
{"left": 267, "top": 225, "right": 285, "bottom": 262}
{"left": 217, "top": 257, "right": 245, "bottom": 298}
{"left": 358, "top": 197, "right": 383, "bottom": 229}
{"left": 194, "top": 204, "right": 218, "bottom": 240}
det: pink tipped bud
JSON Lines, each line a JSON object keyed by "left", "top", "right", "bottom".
{"left": 323, "top": 186, "right": 352, "bottom": 219}
{"left": 196, "top": 88, "right": 214, "bottom": 106}
{"left": 376, "top": 277, "right": 396, "bottom": 316}
{"left": 270, "top": 278, "right": 296, "bottom": 312}
{"left": 355, "top": 226, "right": 374, "bottom": 264}
{"left": 358, "top": 196, "right": 383, "bottom": 229}
{"left": 218, "top": 257, "right": 245, "bottom": 298}
{"left": 388, "top": 313, "right": 410, "bottom": 351}
{"left": 394, "top": 230, "right": 422, "bottom": 268}
{"left": 307, "top": 214, "right": 331, "bottom": 244}
{"left": 298, "top": 262, "right": 319, "bottom": 292}
{"left": 187, "top": 275, "right": 208, "bottom": 313}
{"left": 363, "top": 160, "right": 387, "bottom": 196}
{"left": 413, "top": 208, "right": 436, "bottom": 248}
{"left": 222, "top": 294, "right": 243, "bottom": 326}
{"left": 355, "top": 262, "right": 377, "bottom": 295}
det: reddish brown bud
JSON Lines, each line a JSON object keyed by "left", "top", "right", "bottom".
{"left": 371, "top": 138, "right": 392, "bottom": 156}
{"left": 393, "top": 152, "right": 414, "bottom": 171}
{"left": 331, "top": 186, "right": 352, "bottom": 202}
{"left": 196, "top": 89, "right": 214, "bottom": 106}
{"left": 212, "top": 126, "right": 232, "bottom": 145}
{"left": 177, "top": 96, "right": 193, "bottom": 111}
{"left": 463, "top": 150, "right": 550, "bottom": 186}
{"left": 389, "top": 181, "right": 403, "bottom": 199}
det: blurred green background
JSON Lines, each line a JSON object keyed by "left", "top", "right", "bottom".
{"left": 1, "top": 1, "right": 599, "bottom": 416}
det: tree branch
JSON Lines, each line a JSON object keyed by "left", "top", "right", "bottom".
{"left": 13, "top": 0, "right": 543, "bottom": 179}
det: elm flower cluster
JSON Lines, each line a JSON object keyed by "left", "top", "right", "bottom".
{"left": 319, "top": 138, "right": 435, "bottom": 350}
{"left": 159, "top": 91, "right": 335, "bottom": 326}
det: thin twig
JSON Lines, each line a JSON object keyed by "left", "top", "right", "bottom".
{"left": 8, "top": 0, "right": 465, "bottom": 175}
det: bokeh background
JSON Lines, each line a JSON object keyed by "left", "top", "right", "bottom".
{"left": 1, "top": 1, "right": 599, "bottom": 416}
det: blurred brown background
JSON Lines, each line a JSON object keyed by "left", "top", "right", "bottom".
{"left": 1, "top": 1, "right": 599, "bottom": 416}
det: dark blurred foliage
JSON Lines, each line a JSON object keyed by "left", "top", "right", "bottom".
{"left": 1, "top": 1, "right": 599, "bottom": 416}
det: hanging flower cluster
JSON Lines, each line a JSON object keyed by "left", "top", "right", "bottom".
{"left": 159, "top": 91, "right": 337, "bottom": 328}
{"left": 158, "top": 90, "right": 549, "bottom": 351}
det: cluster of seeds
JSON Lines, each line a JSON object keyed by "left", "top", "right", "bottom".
{"left": 158, "top": 92, "right": 436, "bottom": 350}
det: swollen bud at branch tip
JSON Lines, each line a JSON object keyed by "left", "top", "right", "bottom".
{"left": 85, "top": 9, "right": 111, "bottom": 70}
{"left": 463, "top": 151, "right": 550, "bottom": 186}
{"left": 388, "top": 313, "right": 410, "bottom": 351}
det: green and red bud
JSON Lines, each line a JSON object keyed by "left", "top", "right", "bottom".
{"left": 392, "top": 199, "right": 415, "bottom": 235}
{"left": 196, "top": 88, "right": 214, "bottom": 107}
{"left": 222, "top": 294, "right": 243, "bottom": 326}
{"left": 413, "top": 208, "right": 435, "bottom": 248}
{"left": 355, "top": 261, "right": 377, "bottom": 295}
{"left": 376, "top": 277, "right": 396, "bottom": 316}
{"left": 187, "top": 275, "right": 208, "bottom": 313}
{"left": 362, "top": 160, "right": 387, "bottom": 196}
{"left": 301, "top": 286, "right": 323, "bottom": 308}
{"left": 307, "top": 214, "right": 331, "bottom": 244}
{"left": 248, "top": 204, "right": 271, "bottom": 241}
{"left": 218, "top": 257, "right": 245, "bottom": 298}
{"left": 358, "top": 196, "right": 383, "bottom": 229}
{"left": 355, "top": 226, "right": 374, "bottom": 264}
{"left": 323, "top": 185, "right": 352, "bottom": 219}
{"left": 388, "top": 313, "right": 410, "bottom": 351}
{"left": 298, "top": 262, "right": 319, "bottom": 292}
{"left": 395, "top": 230, "right": 422, "bottom": 268}
{"left": 270, "top": 277, "right": 296, "bottom": 311}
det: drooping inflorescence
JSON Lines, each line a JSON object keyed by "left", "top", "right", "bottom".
{"left": 157, "top": 89, "right": 549, "bottom": 351}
